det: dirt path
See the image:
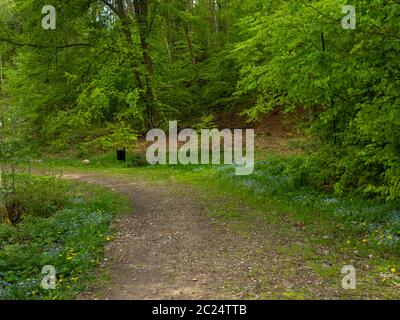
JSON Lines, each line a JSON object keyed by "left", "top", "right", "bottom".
{"left": 63, "top": 172, "right": 339, "bottom": 300}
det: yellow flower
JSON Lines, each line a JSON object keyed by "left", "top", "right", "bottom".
{"left": 362, "top": 239, "right": 368, "bottom": 243}
{"left": 106, "top": 237, "right": 111, "bottom": 241}
{"left": 391, "top": 268, "right": 397, "bottom": 273}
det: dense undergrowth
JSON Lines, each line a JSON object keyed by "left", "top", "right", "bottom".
{"left": 216, "top": 158, "right": 400, "bottom": 255}
{"left": 0, "top": 174, "right": 127, "bottom": 300}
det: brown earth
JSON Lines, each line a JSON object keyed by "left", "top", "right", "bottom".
{"left": 63, "top": 172, "right": 341, "bottom": 300}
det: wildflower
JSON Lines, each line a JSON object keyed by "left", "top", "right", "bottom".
{"left": 391, "top": 268, "right": 397, "bottom": 273}
{"left": 106, "top": 237, "right": 111, "bottom": 241}
{"left": 362, "top": 239, "right": 368, "bottom": 243}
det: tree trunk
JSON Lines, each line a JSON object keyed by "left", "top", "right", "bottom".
{"left": 210, "top": 0, "right": 219, "bottom": 33}
{"left": 106, "top": 0, "right": 158, "bottom": 129}
{"left": 185, "top": 0, "right": 196, "bottom": 64}
{"left": 133, "top": 0, "right": 158, "bottom": 128}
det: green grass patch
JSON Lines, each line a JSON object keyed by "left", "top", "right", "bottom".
{"left": 0, "top": 175, "right": 128, "bottom": 300}
{"left": 34, "top": 151, "right": 400, "bottom": 298}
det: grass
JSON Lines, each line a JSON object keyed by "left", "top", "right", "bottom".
{"left": 0, "top": 174, "right": 128, "bottom": 300}
{"left": 32, "top": 150, "right": 400, "bottom": 298}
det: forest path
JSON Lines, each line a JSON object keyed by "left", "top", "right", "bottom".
{"left": 63, "top": 172, "right": 339, "bottom": 300}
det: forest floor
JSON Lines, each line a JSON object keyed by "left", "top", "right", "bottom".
{"left": 64, "top": 171, "right": 338, "bottom": 300}
{"left": 49, "top": 166, "right": 397, "bottom": 300}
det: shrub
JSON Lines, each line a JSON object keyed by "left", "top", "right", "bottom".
{"left": 12, "top": 175, "right": 70, "bottom": 218}
{"left": 0, "top": 177, "right": 126, "bottom": 300}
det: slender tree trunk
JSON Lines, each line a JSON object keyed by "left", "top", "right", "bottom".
{"left": 164, "top": 0, "right": 174, "bottom": 61}
{"left": 113, "top": 0, "right": 144, "bottom": 105}
{"left": 108, "top": 0, "right": 158, "bottom": 129}
{"left": 162, "top": 24, "right": 172, "bottom": 61}
{"left": 0, "top": 53, "right": 5, "bottom": 222}
{"left": 210, "top": 0, "right": 219, "bottom": 33}
{"left": 133, "top": 0, "right": 158, "bottom": 128}
{"left": 0, "top": 52, "right": 3, "bottom": 86}
{"left": 185, "top": 0, "right": 196, "bottom": 64}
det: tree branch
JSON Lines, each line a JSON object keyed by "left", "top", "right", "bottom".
{"left": 0, "top": 37, "right": 93, "bottom": 49}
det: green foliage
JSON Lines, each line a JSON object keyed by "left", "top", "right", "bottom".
{"left": 0, "top": 0, "right": 399, "bottom": 202}
{"left": 193, "top": 113, "right": 217, "bottom": 131}
{"left": 0, "top": 176, "right": 126, "bottom": 300}
{"left": 84, "top": 122, "right": 138, "bottom": 151}
{"left": 0, "top": 0, "right": 245, "bottom": 151}
{"left": 12, "top": 175, "right": 69, "bottom": 218}
{"left": 129, "top": 151, "right": 149, "bottom": 167}
{"left": 233, "top": 0, "right": 400, "bottom": 201}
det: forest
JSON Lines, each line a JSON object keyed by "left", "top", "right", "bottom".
{"left": 0, "top": 0, "right": 399, "bottom": 300}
